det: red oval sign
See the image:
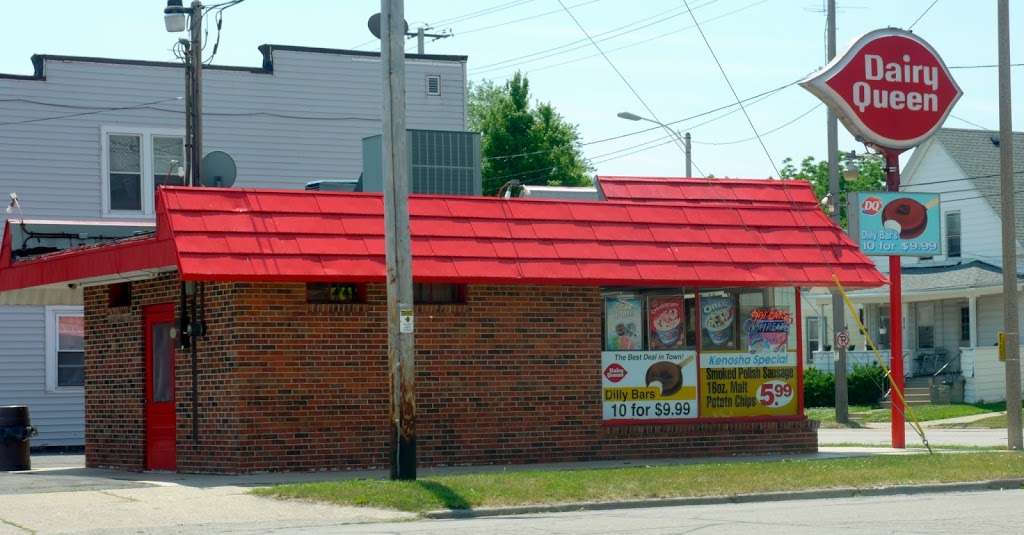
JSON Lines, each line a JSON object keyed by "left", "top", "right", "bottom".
{"left": 801, "top": 28, "right": 962, "bottom": 151}
{"left": 603, "top": 363, "right": 627, "bottom": 383}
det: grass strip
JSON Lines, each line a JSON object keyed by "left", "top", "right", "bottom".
{"left": 807, "top": 403, "right": 1002, "bottom": 424}
{"left": 935, "top": 411, "right": 1023, "bottom": 429}
{"left": 252, "top": 452, "right": 1024, "bottom": 513}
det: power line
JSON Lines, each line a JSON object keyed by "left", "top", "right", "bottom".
{"left": 692, "top": 103, "right": 822, "bottom": 146}
{"left": 470, "top": 0, "right": 766, "bottom": 79}
{"left": 0, "top": 97, "right": 184, "bottom": 127}
{"left": 557, "top": 0, "right": 705, "bottom": 176}
{"left": 471, "top": 0, "right": 720, "bottom": 75}
{"left": 908, "top": 0, "right": 939, "bottom": 30}
{"left": 950, "top": 114, "right": 991, "bottom": 130}
{"left": 949, "top": 63, "right": 1024, "bottom": 69}
{"left": 430, "top": 0, "right": 535, "bottom": 27}
{"left": 682, "top": 0, "right": 780, "bottom": 177}
{"left": 456, "top": 0, "right": 606, "bottom": 36}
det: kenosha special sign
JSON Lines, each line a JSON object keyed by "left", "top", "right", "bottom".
{"left": 801, "top": 28, "right": 962, "bottom": 150}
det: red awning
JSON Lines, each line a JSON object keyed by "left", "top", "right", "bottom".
{"left": 0, "top": 183, "right": 885, "bottom": 291}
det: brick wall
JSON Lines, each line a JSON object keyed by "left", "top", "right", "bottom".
{"left": 85, "top": 274, "right": 816, "bottom": 473}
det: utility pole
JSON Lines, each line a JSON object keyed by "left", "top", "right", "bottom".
{"left": 382, "top": 0, "right": 417, "bottom": 480}
{"left": 190, "top": 0, "right": 203, "bottom": 186}
{"left": 826, "top": 0, "right": 849, "bottom": 424}
{"left": 997, "top": 0, "right": 1023, "bottom": 450}
{"left": 413, "top": 26, "right": 450, "bottom": 54}
{"left": 684, "top": 132, "right": 692, "bottom": 177}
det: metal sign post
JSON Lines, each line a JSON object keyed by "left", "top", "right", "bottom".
{"left": 801, "top": 27, "right": 962, "bottom": 449}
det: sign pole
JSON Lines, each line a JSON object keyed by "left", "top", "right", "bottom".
{"left": 884, "top": 150, "right": 906, "bottom": 449}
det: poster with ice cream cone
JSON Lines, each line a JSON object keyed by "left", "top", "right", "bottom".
{"left": 849, "top": 191, "right": 940, "bottom": 256}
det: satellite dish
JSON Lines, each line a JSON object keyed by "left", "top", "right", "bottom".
{"left": 367, "top": 12, "right": 409, "bottom": 39}
{"left": 200, "top": 151, "right": 237, "bottom": 188}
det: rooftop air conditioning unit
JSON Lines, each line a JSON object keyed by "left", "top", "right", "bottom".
{"left": 361, "top": 129, "right": 481, "bottom": 196}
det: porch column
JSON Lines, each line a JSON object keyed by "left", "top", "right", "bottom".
{"left": 902, "top": 302, "right": 913, "bottom": 374}
{"left": 969, "top": 295, "right": 978, "bottom": 349}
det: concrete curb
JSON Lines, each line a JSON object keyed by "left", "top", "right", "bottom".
{"left": 423, "top": 478, "right": 1024, "bottom": 519}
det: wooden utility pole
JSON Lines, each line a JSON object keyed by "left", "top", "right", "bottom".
{"left": 825, "top": 0, "right": 849, "bottom": 424}
{"left": 382, "top": 0, "right": 417, "bottom": 479}
{"left": 997, "top": 0, "right": 1022, "bottom": 450}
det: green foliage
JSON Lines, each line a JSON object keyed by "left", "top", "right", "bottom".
{"left": 803, "top": 367, "right": 836, "bottom": 408}
{"left": 468, "top": 72, "right": 593, "bottom": 195}
{"left": 779, "top": 152, "right": 885, "bottom": 229}
{"left": 848, "top": 363, "right": 889, "bottom": 406}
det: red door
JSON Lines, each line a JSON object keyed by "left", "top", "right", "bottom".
{"left": 144, "top": 304, "right": 176, "bottom": 471}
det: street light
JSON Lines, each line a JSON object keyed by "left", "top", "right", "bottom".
{"left": 842, "top": 150, "right": 860, "bottom": 182}
{"left": 164, "top": 0, "right": 188, "bottom": 33}
{"left": 616, "top": 111, "right": 693, "bottom": 177}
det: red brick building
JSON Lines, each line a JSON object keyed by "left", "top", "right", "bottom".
{"left": 0, "top": 179, "right": 884, "bottom": 473}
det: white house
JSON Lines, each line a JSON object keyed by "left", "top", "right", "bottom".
{"left": 805, "top": 128, "right": 1024, "bottom": 403}
{"left": 0, "top": 45, "right": 468, "bottom": 446}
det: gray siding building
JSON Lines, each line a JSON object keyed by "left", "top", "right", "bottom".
{"left": 0, "top": 45, "right": 468, "bottom": 446}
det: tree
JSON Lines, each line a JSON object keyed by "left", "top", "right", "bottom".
{"left": 779, "top": 152, "right": 885, "bottom": 229}
{"left": 468, "top": 72, "right": 593, "bottom": 195}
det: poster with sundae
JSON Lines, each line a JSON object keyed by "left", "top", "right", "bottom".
{"left": 648, "top": 296, "right": 685, "bottom": 350}
{"left": 604, "top": 295, "right": 642, "bottom": 351}
{"left": 701, "top": 295, "right": 736, "bottom": 349}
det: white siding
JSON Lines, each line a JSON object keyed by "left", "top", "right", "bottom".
{"left": 0, "top": 305, "right": 83, "bottom": 446}
{"left": 0, "top": 49, "right": 467, "bottom": 220}
{"left": 902, "top": 142, "right": 1006, "bottom": 265}
{"left": 963, "top": 347, "right": 1024, "bottom": 403}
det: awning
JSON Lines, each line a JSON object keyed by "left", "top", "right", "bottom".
{"left": 0, "top": 183, "right": 886, "bottom": 292}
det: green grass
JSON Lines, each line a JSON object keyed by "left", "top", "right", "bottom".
{"left": 807, "top": 403, "right": 1003, "bottom": 425}
{"left": 822, "top": 442, "right": 1008, "bottom": 451}
{"left": 252, "top": 452, "right": 1024, "bottom": 513}
{"left": 936, "top": 410, "right": 1023, "bottom": 429}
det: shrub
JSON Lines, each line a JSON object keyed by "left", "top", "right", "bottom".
{"left": 848, "top": 363, "right": 889, "bottom": 406}
{"left": 804, "top": 367, "right": 835, "bottom": 407}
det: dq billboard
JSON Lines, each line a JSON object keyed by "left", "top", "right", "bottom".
{"left": 848, "top": 191, "right": 941, "bottom": 256}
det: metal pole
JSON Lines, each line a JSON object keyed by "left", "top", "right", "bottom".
{"left": 190, "top": 0, "right": 203, "bottom": 186}
{"left": 382, "top": 0, "right": 417, "bottom": 480}
{"left": 997, "top": 0, "right": 1023, "bottom": 450}
{"left": 417, "top": 27, "right": 424, "bottom": 55}
{"left": 826, "top": 0, "right": 848, "bottom": 424}
{"left": 684, "top": 132, "right": 692, "bottom": 177}
{"left": 886, "top": 150, "right": 906, "bottom": 449}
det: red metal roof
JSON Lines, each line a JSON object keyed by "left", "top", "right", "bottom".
{"left": 597, "top": 176, "right": 819, "bottom": 206}
{"left": 0, "top": 184, "right": 885, "bottom": 291}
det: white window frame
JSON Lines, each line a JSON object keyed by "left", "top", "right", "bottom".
{"left": 45, "top": 305, "right": 85, "bottom": 393}
{"left": 945, "top": 210, "right": 962, "bottom": 258}
{"left": 100, "top": 125, "right": 185, "bottom": 218}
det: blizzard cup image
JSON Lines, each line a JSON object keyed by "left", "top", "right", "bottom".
{"left": 702, "top": 297, "right": 735, "bottom": 347}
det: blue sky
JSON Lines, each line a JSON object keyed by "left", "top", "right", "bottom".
{"left": 3, "top": 0, "right": 1021, "bottom": 179}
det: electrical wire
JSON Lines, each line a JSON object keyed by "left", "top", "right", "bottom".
{"left": 0, "top": 97, "right": 184, "bottom": 127}
{"left": 681, "top": 0, "right": 779, "bottom": 177}
{"left": 474, "top": 0, "right": 768, "bottom": 79}
{"left": 557, "top": 0, "right": 705, "bottom": 176}
{"left": 471, "top": 0, "right": 720, "bottom": 75}
{"left": 949, "top": 114, "right": 991, "bottom": 130}
{"left": 949, "top": 63, "right": 1024, "bottom": 69}
{"left": 456, "top": 0, "right": 606, "bottom": 36}
{"left": 692, "top": 103, "right": 822, "bottom": 146}
{"left": 429, "top": 0, "right": 535, "bottom": 27}
{"left": 908, "top": 0, "right": 939, "bottom": 31}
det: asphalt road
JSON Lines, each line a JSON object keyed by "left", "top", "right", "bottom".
{"left": 289, "top": 489, "right": 1024, "bottom": 535}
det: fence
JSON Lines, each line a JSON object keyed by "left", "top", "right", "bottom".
{"left": 808, "top": 350, "right": 909, "bottom": 376}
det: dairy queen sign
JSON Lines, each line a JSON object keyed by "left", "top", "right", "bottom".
{"left": 801, "top": 28, "right": 962, "bottom": 150}
{"left": 801, "top": 27, "right": 961, "bottom": 450}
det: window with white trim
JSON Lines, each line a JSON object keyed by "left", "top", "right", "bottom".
{"left": 46, "top": 306, "right": 85, "bottom": 391}
{"left": 945, "top": 211, "right": 961, "bottom": 258}
{"left": 102, "top": 127, "right": 185, "bottom": 216}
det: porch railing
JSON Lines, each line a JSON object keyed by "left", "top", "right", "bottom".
{"left": 808, "top": 350, "right": 908, "bottom": 376}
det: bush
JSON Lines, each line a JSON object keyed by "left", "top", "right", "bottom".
{"left": 848, "top": 363, "right": 888, "bottom": 406}
{"left": 803, "top": 367, "right": 835, "bottom": 407}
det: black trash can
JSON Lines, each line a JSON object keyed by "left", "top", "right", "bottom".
{"left": 0, "top": 406, "right": 36, "bottom": 471}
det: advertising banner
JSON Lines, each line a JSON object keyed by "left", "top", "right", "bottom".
{"left": 849, "top": 191, "right": 941, "bottom": 256}
{"left": 602, "top": 350, "right": 698, "bottom": 422}
{"left": 701, "top": 295, "right": 736, "bottom": 350}
{"left": 648, "top": 296, "right": 686, "bottom": 350}
{"left": 698, "top": 352, "right": 799, "bottom": 418}
{"left": 604, "top": 295, "right": 643, "bottom": 351}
